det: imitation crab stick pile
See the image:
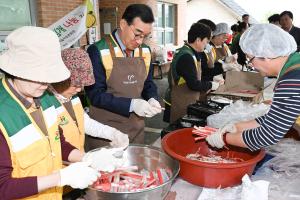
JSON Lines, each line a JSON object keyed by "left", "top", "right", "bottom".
{"left": 92, "top": 166, "right": 172, "bottom": 192}
{"left": 192, "top": 125, "right": 217, "bottom": 141}
{"left": 189, "top": 126, "right": 244, "bottom": 163}
{"left": 186, "top": 148, "right": 244, "bottom": 164}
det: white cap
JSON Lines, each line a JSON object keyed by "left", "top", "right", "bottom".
{"left": 0, "top": 26, "right": 70, "bottom": 83}
{"left": 213, "top": 23, "right": 230, "bottom": 36}
{"left": 239, "top": 24, "right": 297, "bottom": 58}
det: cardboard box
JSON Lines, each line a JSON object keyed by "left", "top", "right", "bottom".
{"left": 211, "top": 71, "right": 264, "bottom": 102}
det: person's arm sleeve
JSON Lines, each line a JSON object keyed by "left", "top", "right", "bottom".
{"left": 141, "top": 59, "right": 159, "bottom": 101}
{"left": 200, "top": 53, "right": 224, "bottom": 81}
{"left": 59, "top": 127, "right": 76, "bottom": 161}
{"left": 242, "top": 74, "right": 300, "bottom": 151}
{"left": 0, "top": 130, "right": 38, "bottom": 199}
{"left": 176, "top": 54, "right": 212, "bottom": 92}
{"left": 84, "top": 45, "right": 132, "bottom": 117}
{"left": 83, "top": 112, "right": 115, "bottom": 139}
{"left": 255, "top": 115, "right": 266, "bottom": 125}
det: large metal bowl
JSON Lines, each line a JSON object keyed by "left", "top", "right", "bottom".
{"left": 86, "top": 144, "right": 180, "bottom": 200}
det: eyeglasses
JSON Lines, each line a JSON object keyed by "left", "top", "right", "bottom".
{"left": 128, "top": 23, "right": 152, "bottom": 41}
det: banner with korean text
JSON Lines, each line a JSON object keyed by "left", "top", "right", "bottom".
{"left": 48, "top": 0, "right": 96, "bottom": 49}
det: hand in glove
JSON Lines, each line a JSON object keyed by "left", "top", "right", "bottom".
{"left": 82, "top": 148, "right": 126, "bottom": 172}
{"left": 206, "top": 123, "right": 236, "bottom": 148}
{"left": 204, "top": 43, "right": 213, "bottom": 54}
{"left": 225, "top": 55, "right": 237, "bottom": 63}
{"left": 222, "top": 62, "right": 237, "bottom": 71}
{"left": 211, "top": 81, "right": 220, "bottom": 91}
{"left": 109, "top": 129, "right": 129, "bottom": 148}
{"left": 59, "top": 162, "right": 100, "bottom": 189}
{"left": 213, "top": 74, "right": 224, "bottom": 82}
{"left": 148, "top": 98, "right": 162, "bottom": 114}
{"left": 131, "top": 99, "right": 157, "bottom": 117}
{"left": 213, "top": 75, "right": 225, "bottom": 85}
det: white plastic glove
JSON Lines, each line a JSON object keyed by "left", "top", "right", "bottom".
{"left": 59, "top": 162, "right": 100, "bottom": 189}
{"left": 211, "top": 81, "right": 220, "bottom": 91}
{"left": 224, "top": 55, "right": 237, "bottom": 63}
{"left": 82, "top": 148, "right": 126, "bottom": 172}
{"left": 206, "top": 123, "right": 236, "bottom": 148}
{"left": 109, "top": 129, "right": 129, "bottom": 148}
{"left": 131, "top": 99, "right": 156, "bottom": 117}
{"left": 213, "top": 74, "right": 224, "bottom": 82}
{"left": 148, "top": 98, "right": 162, "bottom": 114}
{"left": 222, "top": 62, "right": 237, "bottom": 71}
{"left": 204, "top": 43, "right": 213, "bottom": 54}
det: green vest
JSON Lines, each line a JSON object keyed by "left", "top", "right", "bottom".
{"left": 279, "top": 52, "right": 300, "bottom": 78}
{"left": 170, "top": 44, "right": 198, "bottom": 85}
{"left": 94, "top": 34, "right": 152, "bottom": 80}
{"left": 0, "top": 78, "right": 63, "bottom": 200}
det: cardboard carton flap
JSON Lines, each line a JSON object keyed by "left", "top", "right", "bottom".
{"left": 212, "top": 71, "right": 264, "bottom": 98}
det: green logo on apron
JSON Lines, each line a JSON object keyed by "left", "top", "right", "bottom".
{"left": 59, "top": 116, "right": 69, "bottom": 125}
{"left": 55, "top": 130, "right": 60, "bottom": 141}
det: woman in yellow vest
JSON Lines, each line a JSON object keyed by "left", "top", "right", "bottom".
{"left": 49, "top": 48, "right": 129, "bottom": 151}
{"left": 210, "top": 23, "right": 242, "bottom": 72}
{"left": 0, "top": 27, "right": 102, "bottom": 200}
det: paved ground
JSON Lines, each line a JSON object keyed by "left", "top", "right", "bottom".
{"left": 144, "top": 75, "right": 169, "bottom": 144}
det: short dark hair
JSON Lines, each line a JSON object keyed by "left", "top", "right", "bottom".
{"left": 268, "top": 14, "right": 280, "bottom": 23}
{"left": 237, "top": 21, "right": 247, "bottom": 32}
{"left": 197, "top": 19, "right": 216, "bottom": 31}
{"left": 280, "top": 10, "right": 293, "bottom": 20}
{"left": 242, "top": 14, "right": 249, "bottom": 19}
{"left": 231, "top": 24, "right": 238, "bottom": 32}
{"left": 122, "top": 4, "right": 154, "bottom": 25}
{"left": 188, "top": 23, "right": 211, "bottom": 43}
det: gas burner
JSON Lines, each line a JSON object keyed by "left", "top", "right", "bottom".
{"left": 187, "top": 100, "right": 225, "bottom": 120}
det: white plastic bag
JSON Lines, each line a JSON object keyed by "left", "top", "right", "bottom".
{"left": 207, "top": 100, "right": 270, "bottom": 128}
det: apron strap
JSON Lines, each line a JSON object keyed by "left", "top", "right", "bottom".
{"left": 63, "top": 101, "right": 78, "bottom": 126}
{"left": 105, "top": 36, "right": 116, "bottom": 58}
{"left": 138, "top": 46, "right": 143, "bottom": 58}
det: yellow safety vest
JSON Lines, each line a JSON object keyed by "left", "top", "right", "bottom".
{"left": 95, "top": 34, "right": 151, "bottom": 80}
{"left": 0, "top": 79, "right": 63, "bottom": 200}
{"left": 56, "top": 97, "right": 85, "bottom": 151}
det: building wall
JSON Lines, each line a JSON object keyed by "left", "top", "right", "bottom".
{"left": 99, "top": 0, "right": 187, "bottom": 48}
{"left": 37, "top": 0, "right": 100, "bottom": 46}
{"left": 187, "top": 0, "right": 239, "bottom": 33}
{"left": 37, "top": 0, "right": 187, "bottom": 48}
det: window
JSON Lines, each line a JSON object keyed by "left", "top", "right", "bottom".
{"left": 0, "top": 0, "right": 37, "bottom": 52}
{"left": 155, "top": 2, "right": 175, "bottom": 46}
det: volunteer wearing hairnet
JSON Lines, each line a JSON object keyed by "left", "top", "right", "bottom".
{"left": 0, "top": 26, "right": 101, "bottom": 199}
{"left": 210, "top": 23, "right": 241, "bottom": 72}
{"left": 206, "top": 24, "right": 300, "bottom": 151}
{"left": 50, "top": 48, "right": 129, "bottom": 152}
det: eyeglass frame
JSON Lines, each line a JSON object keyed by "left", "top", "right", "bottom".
{"left": 127, "top": 22, "right": 152, "bottom": 41}
{"left": 246, "top": 56, "right": 256, "bottom": 64}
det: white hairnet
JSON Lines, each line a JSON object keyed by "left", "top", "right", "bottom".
{"left": 213, "top": 23, "right": 230, "bottom": 36}
{"left": 240, "top": 23, "right": 297, "bottom": 58}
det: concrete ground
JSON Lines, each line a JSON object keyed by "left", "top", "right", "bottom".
{"left": 144, "top": 75, "right": 169, "bottom": 145}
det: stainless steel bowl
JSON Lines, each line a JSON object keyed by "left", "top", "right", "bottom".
{"left": 86, "top": 144, "right": 180, "bottom": 200}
